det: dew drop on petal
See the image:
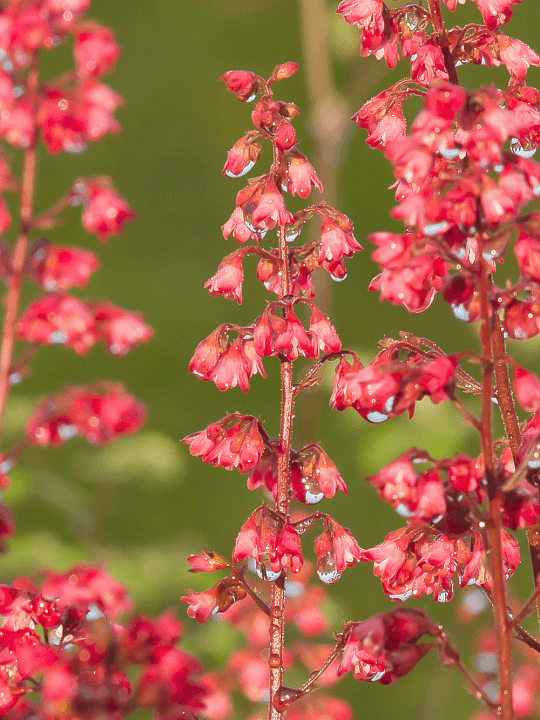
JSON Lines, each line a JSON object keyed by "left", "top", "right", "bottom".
{"left": 510, "top": 138, "right": 537, "bottom": 159}
{"left": 388, "top": 590, "right": 412, "bottom": 601}
{"left": 317, "top": 567, "right": 341, "bottom": 584}
{"left": 366, "top": 411, "right": 389, "bottom": 423}
{"left": 451, "top": 303, "right": 470, "bottom": 322}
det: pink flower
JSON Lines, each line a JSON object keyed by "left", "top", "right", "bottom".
{"left": 272, "top": 522, "right": 303, "bottom": 574}
{"left": 222, "top": 135, "right": 261, "bottom": 178}
{"left": 80, "top": 179, "right": 136, "bottom": 241}
{"left": 78, "top": 80, "right": 122, "bottom": 142}
{"left": 209, "top": 338, "right": 250, "bottom": 392}
{"left": 189, "top": 326, "right": 227, "bottom": 380}
{"left": 222, "top": 206, "right": 261, "bottom": 243}
{"left": 16, "top": 293, "right": 98, "bottom": 355}
{"left": 513, "top": 364, "right": 540, "bottom": 413}
{"left": 286, "top": 152, "right": 323, "bottom": 198}
{"left": 204, "top": 251, "right": 244, "bottom": 304}
{"left": 338, "top": 609, "right": 438, "bottom": 684}
{"left": 28, "top": 243, "right": 99, "bottom": 291}
{"left": 90, "top": 301, "right": 154, "bottom": 354}
{"left": 75, "top": 23, "right": 121, "bottom": 78}
{"left": 319, "top": 218, "right": 362, "bottom": 263}
{"left": 447, "top": 454, "right": 479, "bottom": 493}
{"left": 514, "top": 232, "right": 540, "bottom": 281}
{"left": 41, "top": 564, "right": 132, "bottom": 619}
{"left": 473, "top": 0, "right": 520, "bottom": 29}
{"left": 309, "top": 307, "right": 341, "bottom": 354}
{"left": 497, "top": 35, "right": 540, "bottom": 81}
{"left": 219, "top": 70, "right": 259, "bottom": 102}
{"left": 272, "top": 307, "right": 317, "bottom": 361}
{"left": 251, "top": 178, "right": 293, "bottom": 231}
{"left": 410, "top": 43, "right": 449, "bottom": 85}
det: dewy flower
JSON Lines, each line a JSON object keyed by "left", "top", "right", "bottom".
{"left": 79, "top": 178, "right": 136, "bottom": 241}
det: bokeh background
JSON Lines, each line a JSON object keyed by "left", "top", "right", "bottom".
{"left": 3, "top": 1, "right": 540, "bottom": 718}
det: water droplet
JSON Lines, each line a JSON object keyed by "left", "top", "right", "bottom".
{"left": 366, "top": 411, "right": 389, "bottom": 423}
{"left": 451, "top": 303, "right": 470, "bottom": 322}
{"left": 225, "top": 160, "right": 255, "bottom": 178}
{"left": 395, "top": 503, "right": 413, "bottom": 518}
{"left": 284, "top": 580, "right": 304, "bottom": 598}
{"left": 510, "top": 138, "right": 537, "bottom": 158}
{"left": 255, "top": 564, "right": 281, "bottom": 582}
{"left": 304, "top": 489, "right": 324, "bottom": 504}
{"left": 317, "top": 554, "right": 341, "bottom": 584}
{"left": 273, "top": 686, "right": 303, "bottom": 713}
{"left": 330, "top": 273, "right": 347, "bottom": 282}
{"left": 49, "top": 330, "right": 68, "bottom": 344}
{"left": 424, "top": 222, "right": 447, "bottom": 237}
{"left": 440, "top": 148, "right": 460, "bottom": 159}
{"left": 388, "top": 590, "right": 413, "bottom": 601}
{"left": 268, "top": 653, "right": 281, "bottom": 668}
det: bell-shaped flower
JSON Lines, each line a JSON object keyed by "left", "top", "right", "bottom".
{"left": 189, "top": 326, "right": 228, "bottom": 380}
{"left": 219, "top": 70, "right": 260, "bottom": 102}
{"left": 28, "top": 243, "right": 99, "bottom": 291}
{"left": 251, "top": 178, "right": 293, "bottom": 231}
{"left": 209, "top": 338, "right": 250, "bottom": 392}
{"left": 222, "top": 206, "right": 261, "bottom": 243}
{"left": 272, "top": 522, "right": 303, "bottom": 574}
{"left": 90, "top": 301, "right": 154, "bottom": 355}
{"left": 514, "top": 364, "right": 540, "bottom": 413}
{"left": 319, "top": 217, "right": 362, "bottom": 264}
{"left": 286, "top": 151, "right": 323, "bottom": 198}
{"left": 309, "top": 307, "right": 341, "bottom": 354}
{"left": 80, "top": 178, "right": 135, "bottom": 242}
{"left": 75, "top": 23, "right": 120, "bottom": 78}
{"left": 204, "top": 250, "right": 244, "bottom": 304}
{"left": 16, "top": 293, "right": 98, "bottom": 355}
{"left": 222, "top": 135, "right": 261, "bottom": 178}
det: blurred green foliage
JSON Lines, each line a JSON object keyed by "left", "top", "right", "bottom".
{"left": 4, "top": 1, "right": 540, "bottom": 718}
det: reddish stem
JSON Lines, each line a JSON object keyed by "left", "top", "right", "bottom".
{"left": 427, "top": 0, "right": 460, "bottom": 85}
{"left": 492, "top": 316, "right": 540, "bottom": 627}
{"left": 478, "top": 257, "right": 513, "bottom": 720}
{"left": 0, "top": 55, "right": 39, "bottom": 443}
{"left": 269, "top": 221, "right": 295, "bottom": 720}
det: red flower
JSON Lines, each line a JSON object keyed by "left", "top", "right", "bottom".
{"left": 80, "top": 179, "right": 135, "bottom": 241}
{"left": 17, "top": 293, "right": 98, "bottom": 355}
{"left": 75, "top": 23, "right": 120, "bottom": 78}
{"left": 90, "top": 300, "right": 154, "bottom": 355}
{"left": 28, "top": 243, "right": 99, "bottom": 291}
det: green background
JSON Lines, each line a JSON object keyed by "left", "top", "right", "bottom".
{"left": 3, "top": 1, "right": 540, "bottom": 718}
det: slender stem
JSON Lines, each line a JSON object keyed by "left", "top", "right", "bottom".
{"left": 233, "top": 570, "right": 271, "bottom": 617}
{"left": 454, "top": 656, "right": 501, "bottom": 713}
{"left": 0, "top": 57, "right": 39, "bottom": 442}
{"left": 298, "top": 628, "right": 350, "bottom": 695}
{"left": 509, "top": 589, "right": 539, "bottom": 629}
{"left": 269, "top": 223, "right": 295, "bottom": 720}
{"left": 478, "top": 258, "right": 513, "bottom": 720}
{"left": 492, "top": 316, "right": 540, "bottom": 627}
{"left": 427, "top": 0, "right": 460, "bottom": 84}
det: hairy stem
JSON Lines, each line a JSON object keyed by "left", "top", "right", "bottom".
{"left": 0, "top": 55, "right": 39, "bottom": 444}
{"left": 427, "top": 0, "right": 460, "bottom": 84}
{"left": 478, "top": 258, "right": 513, "bottom": 720}
{"left": 269, "top": 223, "right": 295, "bottom": 720}
{"left": 492, "top": 316, "right": 540, "bottom": 627}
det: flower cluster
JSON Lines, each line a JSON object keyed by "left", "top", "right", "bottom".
{"left": 0, "top": 565, "right": 205, "bottom": 717}
{"left": 0, "top": 3, "right": 210, "bottom": 719}
{"left": 335, "top": 0, "right": 540, "bottom": 716}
